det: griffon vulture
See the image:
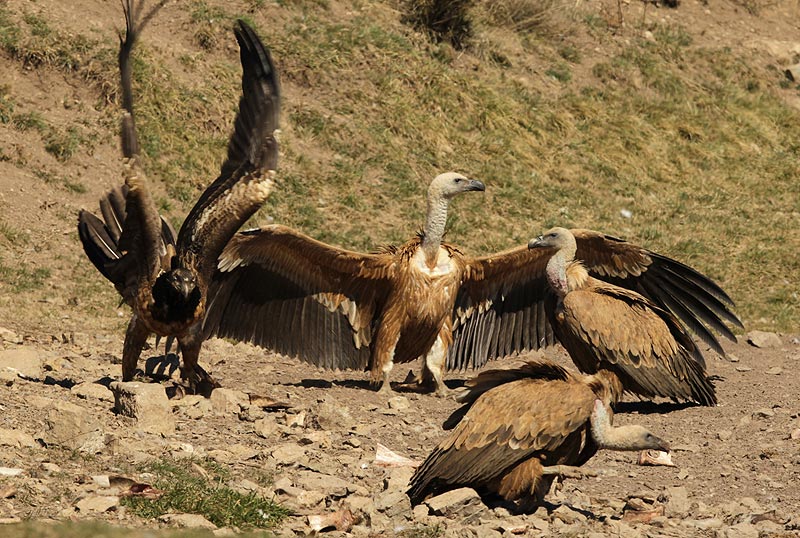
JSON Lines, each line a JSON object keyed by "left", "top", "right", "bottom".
{"left": 528, "top": 227, "right": 717, "bottom": 405}
{"left": 203, "top": 182, "right": 741, "bottom": 395}
{"left": 205, "top": 172, "right": 487, "bottom": 394}
{"left": 77, "top": 1, "right": 280, "bottom": 394}
{"left": 406, "top": 360, "right": 670, "bottom": 510}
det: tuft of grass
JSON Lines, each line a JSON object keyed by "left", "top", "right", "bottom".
{"left": 121, "top": 458, "right": 288, "bottom": 529}
{"left": 0, "top": 257, "right": 51, "bottom": 292}
{"left": 402, "top": 0, "right": 475, "bottom": 49}
{"left": 481, "top": 0, "right": 571, "bottom": 34}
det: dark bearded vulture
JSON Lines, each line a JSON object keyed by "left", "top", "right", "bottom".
{"left": 77, "top": 0, "right": 280, "bottom": 394}
{"left": 528, "top": 227, "right": 717, "bottom": 406}
{"left": 406, "top": 360, "right": 670, "bottom": 510}
{"left": 203, "top": 171, "right": 741, "bottom": 396}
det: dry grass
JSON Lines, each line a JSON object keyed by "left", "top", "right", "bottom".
{"left": 0, "top": 0, "right": 798, "bottom": 333}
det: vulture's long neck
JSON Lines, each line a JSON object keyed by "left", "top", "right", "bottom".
{"left": 546, "top": 240, "right": 579, "bottom": 297}
{"left": 590, "top": 401, "right": 648, "bottom": 451}
{"left": 421, "top": 194, "right": 449, "bottom": 267}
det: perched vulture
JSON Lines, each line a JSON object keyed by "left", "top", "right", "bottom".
{"left": 204, "top": 179, "right": 741, "bottom": 395}
{"left": 406, "top": 360, "right": 670, "bottom": 510}
{"left": 77, "top": 0, "right": 280, "bottom": 394}
{"left": 205, "top": 172, "right": 487, "bottom": 394}
{"left": 528, "top": 227, "right": 717, "bottom": 405}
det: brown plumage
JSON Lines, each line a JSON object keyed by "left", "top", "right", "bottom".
{"left": 77, "top": 1, "right": 280, "bottom": 394}
{"left": 529, "top": 227, "right": 717, "bottom": 406}
{"left": 204, "top": 179, "right": 740, "bottom": 395}
{"left": 204, "top": 172, "right": 486, "bottom": 394}
{"left": 406, "top": 360, "right": 670, "bottom": 509}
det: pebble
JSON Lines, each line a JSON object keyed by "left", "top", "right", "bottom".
{"left": 746, "top": 331, "right": 781, "bottom": 348}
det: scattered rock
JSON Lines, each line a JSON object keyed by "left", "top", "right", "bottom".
{"left": 314, "top": 401, "right": 356, "bottom": 431}
{"left": 724, "top": 521, "right": 759, "bottom": 538}
{"left": 71, "top": 382, "right": 113, "bottom": 402}
{"left": 210, "top": 388, "right": 249, "bottom": 415}
{"left": 0, "top": 467, "right": 23, "bottom": 476}
{"left": 682, "top": 518, "right": 723, "bottom": 530}
{"left": 40, "top": 401, "right": 105, "bottom": 452}
{"left": 110, "top": 381, "right": 175, "bottom": 435}
{"left": 374, "top": 443, "right": 419, "bottom": 468}
{"left": 790, "top": 428, "right": 800, "bottom": 440}
{"left": 387, "top": 396, "right": 410, "bottom": 410}
{"left": 254, "top": 416, "right": 280, "bottom": 438}
{"left": 159, "top": 513, "right": 217, "bottom": 529}
{"left": 765, "top": 366, "right": 783, "bottom": 375}
{"left": 294, "top": 470, "right": 351, "bottom": 498}
{"left": 270, "top": 443, "right": 307, "bottom": 466}
{"left": 0, "top": 348, "right": 42, "bottom": 379}
{"left": 753, "top": 408, "right": 774, "bottom": 419}
{"left": 75, "top": 495, "right": 118, "bottom": 513}
{"left": 0, "top": 327, "right": 22, "bottom": 344}
{"left": 374, "top": 489, "right": 412, "bottom": 519}
{"left": 662, "top": 486, "right": 690, "bottom": 517}
{"left": 308, "top": 507, "right": 357, "bottom": 532}
{"left": 0, "top": 427, "right": 36, "bottom": 448}
{"left": 735, "top": 366, "right": 752, "bottom": 372}
{"left": 553, "top": 504, "right": 587, "bottom": 524}
{"left": 718, "top": 429, "right": 733, "bottom": 441}
{"left": 746, "top": 331, "right": 781, "bottom": 348}
{"left": 424, "top": 488, "right": 484, "bottom": 524}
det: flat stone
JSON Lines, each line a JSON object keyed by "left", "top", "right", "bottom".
{"left": 0, "top": 348, "right": 42, "bottom": 379}
{"left": 553, "top": 504, "right": 587, "bottom": 524}
{"left": 271, "top": 443, "right": 307, "bottom": 466}
{"left": 75, "top": 495, "right": 119, "bottom": 513}
{"left": 375, "top": 488, "right": 412, "bottom": 519}
{"left": 0, "top": 327, "right": 22, "bottom": 344}
{"left": 724, "top": 522, "right": 759, "bottom": 538}
{"left": 766, "top": 366, "right": 783, "bottom": 375}
{"left": 747, "top": 330, "right": 781, "bottom": 348}
{"left": 71, "top": 382, "right": 113, "bottom": 402}
{"left": 753, "top": 408, "right": 774, "bottom": 419}
{"left": 110, "top": 381, "right": 175, "bottom": 435}
{"left": 314, "top": 401, "right": 356, "bottom": 431}
{"left": 294, "top": 470, "right": 350, "bottom": 498}
{"left": 682, "top": 518, "right": 724, "bottom": 530}
{"left": 424, "top": 487, "right": 484, "bottom": 523}
{"left": 387, "top": 396, "right": 410, "bottom": 410}
{"left": 159, "top": 513, "right": 217, "bottom": 529}
{"left": 254, "top": 416, "right": 280, "bottom": 438}
{"left": 0, "top": 467, "right": 23, "bottom": 476}
{"left": 41, "top": 401, "right": 105, "bottom": 452}
{"left": 663, "top": 486, "right": 690, "bottom": 517}
{"left": 210, "top": 388, "right": 248, "bottom": 415}
{"left": 0, "top": 427, "right": 36, "bottom": 448}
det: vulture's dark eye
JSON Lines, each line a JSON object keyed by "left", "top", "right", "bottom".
{"left": 455, "top": 178, "right": 462, "bottom": 183}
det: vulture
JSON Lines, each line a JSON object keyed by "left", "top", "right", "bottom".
{"left": 406, "top": 360, "right": 671, "bottom": 510}
{"left": 77, "top": 0, "right": 280, "bottom": 394}
{"left": 528, "top": 227, "right": 717, "bottom": 405}
{"left": 206, "top": 172, "right": 487, "bottom": 394}
{"left": 204, "top": 178, "right": 741, "bottom": 396}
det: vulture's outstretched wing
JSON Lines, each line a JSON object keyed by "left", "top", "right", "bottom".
{"left": 449, "top": 230, "right": 742, "bottom": 370}
{"left": 203, "top": 225, "right": 396, "bottom": 369}
{"left": 78, "top": 185, "right": 176, "bottom": 303}
{"left": 407, "top": 364, "right": 595, "bottom": 505}
{"left": 175, "top": 20, "right": 280, "bottom": 282}
{"left": 556, "top": 281, "right": 717, "bottom": 406}
{"left": 78, "top": 0, "right": 171, "bottom": 298}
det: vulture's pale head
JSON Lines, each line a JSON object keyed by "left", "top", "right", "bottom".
{"left": 528, "top": 227, "right": 576, "bottom": 251}
{"left": 429, "top": 172, "right": 485, "bottom": 200}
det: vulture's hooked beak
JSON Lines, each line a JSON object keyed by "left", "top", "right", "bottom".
{"left": 653, "top": 436, "right": 671, "bottom": 453}
{"left": 528, "top": 235, "right": 545, "bottom": 249}
{"left": 180, "top": 280, "right": 194, "bottom": 300}
{"left": 466, "top": 179, "right": 486, "bottom": 192}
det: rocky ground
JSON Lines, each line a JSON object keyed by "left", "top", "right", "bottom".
{"left": 0, "top": 325, "right": 798, "bottom": 537}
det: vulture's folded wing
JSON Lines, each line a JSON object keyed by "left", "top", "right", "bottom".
{"left": 407, "top": 371, "right": 595, "bottom": 505}
{"left": 203, "top": 225, "right": 395, "bottom": 370}
{"left": 449, "top": 231, "right": 742, "bottom": 371}
{"left": 175, "top": 20, "right": 280, "bottom": 282}
{"left": 558, "top": 284, "right": 717, "bottom": 406}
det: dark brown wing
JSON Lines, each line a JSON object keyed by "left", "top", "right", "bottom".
{"left": 175, "top": 20, "right": 280, "bottom": 282}
{"left": 108, "top": 0, "right": 171, "bottom": 294}
{"left": 407, "top": 367, "right": 595, "bottom": 505}
{"left": 555, "top": 280, "right": 717, "bottom": 406}
{"left": 78, "top": 184, "right": 176, "bottom": 303}
{"left": 203, "top": 225, "right": 397, "bottom": 369}
{"left": 448, "top": 230, "right": 742, "bottom": 371}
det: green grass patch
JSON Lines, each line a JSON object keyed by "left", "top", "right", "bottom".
{"left": 121, "top": 458, "right": 288, "bottom": 529}
{"left": 0, "top": 257, "right": 51, "bottom": 292}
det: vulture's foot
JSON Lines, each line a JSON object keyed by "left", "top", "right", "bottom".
{"left": 394, "top": 370, "right": 439, "bottom": 394}
{"left": 180, "top": 364, "right": 221, "bottom": 398}
{"left": 540, "top": 465, "right": 597, "bottom": 480}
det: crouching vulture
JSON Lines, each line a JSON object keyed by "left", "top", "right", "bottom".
{"left": 406, "top": 360, "right": 670, "bottom": 511}
{"left": 77, "top": 0, "right": 280, "bottom": 394}
{"left": 528, "top": 227, "right": 717, "bottom": 405}
{"left": 204, "top": 177, "right": 741, "bottom": 396}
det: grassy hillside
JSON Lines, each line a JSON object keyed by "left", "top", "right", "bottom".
{"left": 0, "top": 0, "right": 798, "bottom": 334}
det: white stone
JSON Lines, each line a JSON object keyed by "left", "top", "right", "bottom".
{"left": 110, "top": 381, "right": 175, "bottom": 435}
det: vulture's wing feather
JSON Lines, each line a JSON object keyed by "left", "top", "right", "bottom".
{"left": 450, "top": 230, "right": 741, "bottom": 371}
{"left": 203, "top": 225, "right": 394, "bottom": 369}
{"left": 558, "top": 283, "right": 717, "bottom": 406}
{"left": 112, "top": 0, "right": 172, "bottom": 290}
{"left": 408, "top": 368, "right": 595, "bottom": 505}
{"left": 175, "top": 20, "right": 280, "bottom": 282}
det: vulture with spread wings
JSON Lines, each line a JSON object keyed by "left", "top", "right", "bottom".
{"left": 78, "top": 1, "right": 280, "bottom": 394}
{"left": 204, "top": 172, "right": 741, "bottom": 396}
{"left": 407, "top": 360, "right": 670, "bottom": 510}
